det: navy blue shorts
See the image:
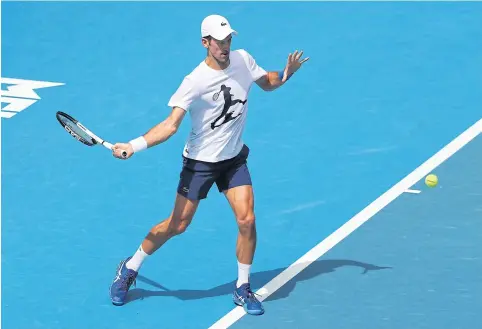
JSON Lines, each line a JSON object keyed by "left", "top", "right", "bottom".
{"left": 177, "top": 145, "right": 252, "bottom": 200}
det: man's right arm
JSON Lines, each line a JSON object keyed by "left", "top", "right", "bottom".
{"left": 112, "top": 107, "right": 186, "bottom": 159}
{"left": 143, "top": 106, "right": 186, "bottom": 147}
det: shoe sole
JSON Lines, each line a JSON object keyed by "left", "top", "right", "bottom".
{"left": 233, "top": 298, "right": 264, "bottom": 316}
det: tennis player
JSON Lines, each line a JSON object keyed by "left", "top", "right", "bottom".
{"left": 109, "top": 14, "right": 309, "bottom": 315}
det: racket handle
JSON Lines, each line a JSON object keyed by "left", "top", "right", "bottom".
{"left": 103, "top": 141, "right": 114, "bottom": 149}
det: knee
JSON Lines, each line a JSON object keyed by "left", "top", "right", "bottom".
{"left": 236, "top": 213, "right": 256, "bottom": 232}
{"left": 167, "top": 217, "right": 191, "bottom": 236}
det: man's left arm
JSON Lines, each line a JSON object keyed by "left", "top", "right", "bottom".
{"left": 256, "top": 50, "right": 309, "bottom": 92}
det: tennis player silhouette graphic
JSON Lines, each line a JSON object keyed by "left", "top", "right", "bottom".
{"left": 211, "top": 84, "right": 247, "bottom": 130}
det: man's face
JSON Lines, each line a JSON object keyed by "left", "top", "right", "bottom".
{"left": 204, "top": 35, "right": 232, "bottom": 63}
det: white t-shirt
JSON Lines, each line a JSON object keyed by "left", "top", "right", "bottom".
{"left": 168, "top": 49, "right": 267, "bottom": 163}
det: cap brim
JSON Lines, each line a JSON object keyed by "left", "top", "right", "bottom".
{"left": 211, "top": 29, "right": 237, "bottom": 41}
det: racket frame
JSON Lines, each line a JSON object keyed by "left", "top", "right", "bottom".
{"left": 56, "top": 111, "right": 125, "bottom": 157}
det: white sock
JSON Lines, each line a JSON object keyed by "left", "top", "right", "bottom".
{"left": 126, "top": 245, "right": 149, "bottom": 272}
{"left": 236, "top": 261, "right": 251, "bottom": 288}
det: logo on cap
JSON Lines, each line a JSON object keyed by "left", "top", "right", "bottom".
{"left": 221, "top": 22, "right": 227, "bottom": 26}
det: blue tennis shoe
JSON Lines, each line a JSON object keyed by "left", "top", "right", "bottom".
{"left": 233, "top": 283, "right": 264, "bottom": 315}
{"left": 109, "top": 257, "right": 138, "bottom": 306}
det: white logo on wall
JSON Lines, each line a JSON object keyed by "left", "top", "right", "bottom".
{"left": 1, "top": 77, "right": 64, "bottom": 119}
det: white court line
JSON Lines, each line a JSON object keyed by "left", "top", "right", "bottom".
{"left": 208, "top": 118, "right": 482, "bottom": 329}
{"left": 404, "top": 189, "right": 421, "bottom": 194}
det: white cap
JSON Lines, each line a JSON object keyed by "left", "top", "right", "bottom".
{"left": 201, "top": 14, "right": 237, "bottom": 40}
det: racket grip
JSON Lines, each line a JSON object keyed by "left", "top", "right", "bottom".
{"left": 103, "top": 141, "right": 114, "bottom": 149}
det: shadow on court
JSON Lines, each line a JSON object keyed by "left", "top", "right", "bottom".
{"left": 125, "top": 259, "right": 392, "bottom": 304}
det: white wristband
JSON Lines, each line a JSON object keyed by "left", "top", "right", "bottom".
{"left": 129, "top": 136, "right": 148, "bottom": 153}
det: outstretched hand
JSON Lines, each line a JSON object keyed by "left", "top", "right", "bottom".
{"left": 283, "top": 50, "right": 309, "bottom": 82}
{"left": 112, "top": 143, "right": 133, "bottom": 160}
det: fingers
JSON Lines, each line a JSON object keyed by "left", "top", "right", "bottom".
{"left": 112, "top": 143, "right": 131, "bottom": 160}
{"left": 288, "top": 50, "right": 308, "bottom": 64}
{"left": 112, "top": 143, "right": 121, "bottom": 152}
{"left": 288, "top": 51, "right": 298, "bottom": 63}
{"left": 284, "top": 49, "right": 309, "bottom": 80}
{"left": 295, "top": 50, "right": 303, "bottom": 61}
{"left": 112, "top": 144, "right": 122, "bottom": 157}
{"left": 287, "top": 52, "right": 293, "bottom": 64}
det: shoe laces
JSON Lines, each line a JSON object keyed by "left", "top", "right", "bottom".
{"left": 120, "top": 271, "right": 137, "bottom": 291}
{"left": 243, "top": 285, "right": 262, "bottom": 303}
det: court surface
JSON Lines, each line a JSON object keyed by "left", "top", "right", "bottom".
{"left": 2, "top": 2, "right": 481, "bottom": 329}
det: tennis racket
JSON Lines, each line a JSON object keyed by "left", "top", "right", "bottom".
{"left": 56, "top": 111, "right": 127, "bottom": 158}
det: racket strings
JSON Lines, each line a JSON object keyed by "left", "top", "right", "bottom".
{"left": 58, "top": 115, "right": 95, "bottom": 146}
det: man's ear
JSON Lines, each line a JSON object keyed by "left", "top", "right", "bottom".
{"left": 201, "top": 37, "right": 210, "bottom": 49}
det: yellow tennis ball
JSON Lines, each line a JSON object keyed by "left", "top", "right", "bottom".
{"left": 425, "top": 174, "right": 438, "bottom": 187}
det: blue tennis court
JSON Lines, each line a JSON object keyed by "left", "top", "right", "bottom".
{"left": 2, "top": 2, "right": 481, "bottom": 329}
